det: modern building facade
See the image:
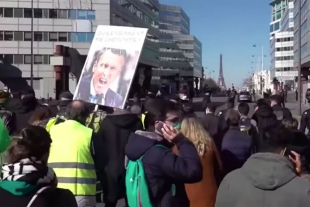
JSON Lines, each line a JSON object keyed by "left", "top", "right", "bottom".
{"left": 154, "top": 4, "right": 202, "bottom": 92}
{"left": 0, "top": 0, "right": 160, "bottom": 98}
{"left": 270, "top": 0, "right": 290, "bottom": 37}
{"left": 270, "top": 0, "right": 296, "bottom": 87}
{"left": 293, "top": 0, "right": 310, "bottom": 81}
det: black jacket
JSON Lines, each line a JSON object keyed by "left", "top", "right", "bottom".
{"left": 272, "top": 104, "right": 292, "bottom": 120}
{"left": 126, "top": 131, "right": 202, "bottom": 207}
{"left": 98, "top": 110, "right": 143, "bottom": 204}
{"left": 200, "top": 113, "right": 220, "bottom": 148}
{"left": 0, "top": 187, "right": 77, "bottom": 207}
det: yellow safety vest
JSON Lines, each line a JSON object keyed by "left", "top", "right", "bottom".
{"left": 141, "top": 112, "right": 147, "bottom": 129}
{"left": 48, "top": 120, "right": 96, "bottom": 196}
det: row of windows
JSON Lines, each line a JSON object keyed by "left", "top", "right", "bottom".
{"left": 137, "top": 0, "right": 159, "bottom": 14}
{"left": 159, "top": 48, "right": 197, "bottom": 55}
{"left": 276, "top": 47, "right": 293, "bottom": 51}
{"left": 301, "top": 43, "right": 309, "bottom": 59}
{"left": 276, "top": 67, "right": 294, "bottom": 71}
{"left": 276, "top": 37, "right": 293, "bottom": 42}
{"left": 153, "top": 67, "right": 193, "bottom": 71}
{"left": 159, "top": 57, "right": 194, "bottom": 62}
{"left": 301, "top": 1, "right": 309, "bottom": 23}
{"left": 301, "top": 20, "right": 308, "bottom": 38}
{"left": 276, "top": 56, "right": 293, "bottom": 60}
{"left": 270, "top": 22, "right": 280, "bottom": 32}
{"left": 161, "top": 20, "right": 189, "bottom": 34}
{"left": 0, "top": 54, "right": 51, "bottom": 65}
{"left": 159, "top": 9, "right": 189, "bottom": 25}
{"left": 0, "top": 8, "right": 95, "bottom": 20}
{"left": 111, "top": 13, "right": 159, "bottom": 42}
{"left": 113, "top": 0, "right": 159, "bottom": 28}
{"left": 0, "top": 31, "right": 94, "bottom": 42}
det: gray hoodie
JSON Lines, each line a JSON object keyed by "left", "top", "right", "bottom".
{"left": 216, "top": 153, "right": 310, "bottom": 207}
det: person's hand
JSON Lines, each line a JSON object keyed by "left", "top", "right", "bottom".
{"left": 161, "top": 124, "right": 182, "bottom": 143}
{"left": 289, "top": 151, "right": 302, "bottom": 175}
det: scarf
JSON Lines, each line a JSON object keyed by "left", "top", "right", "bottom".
{"left": 0, "top": 158, "right": 57, "bottom": 196}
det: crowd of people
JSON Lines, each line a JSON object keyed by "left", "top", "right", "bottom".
{"left": 0, "top": 88, "right": 309, "bottom": 207}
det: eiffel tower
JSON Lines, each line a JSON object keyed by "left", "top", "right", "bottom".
{"left": 217, "top": 54, "right": 226, "bottom": 90}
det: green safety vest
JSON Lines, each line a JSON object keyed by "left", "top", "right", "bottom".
{"left": 48, "top": 120, "right": 96, "bottom": 196}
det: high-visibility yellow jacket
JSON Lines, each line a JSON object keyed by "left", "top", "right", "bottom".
{"left": 48, "top": 120, "right": 96, "bottom": 196}
{"left": 141, "top": 112, "right": 147, "bottom": 129}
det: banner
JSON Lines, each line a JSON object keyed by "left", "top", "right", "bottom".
{"left": 73, "top": 25, "right": 148, "bottom": 109}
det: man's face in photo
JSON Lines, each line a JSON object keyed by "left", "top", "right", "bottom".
{"left": 92, "top": 50, "right": 125, "bottom": 94}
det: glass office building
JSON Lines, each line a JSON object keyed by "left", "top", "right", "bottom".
{"left": 154, "top": 4, "right": 202, "bottom": 91}
{"left": 0, "top": 0, "right": 160, "bottom": 98}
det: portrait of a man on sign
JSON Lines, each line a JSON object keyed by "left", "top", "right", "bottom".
{"left": 74, "top": 47, "right": 138, "bottom": 108}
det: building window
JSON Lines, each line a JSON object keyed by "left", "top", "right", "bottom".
{"left": 49, "top": 32, "right": 58, "bottom": 41}
{"left": 86, "top": 32, "right": 94, "bottom": 42}
{"left": 24, "top": 32, "right": 32, "bottom": 41}
{"left": 43, "top": 32, "right": 48, "bottom": 41}
{"left": 58, "top": 10, "right": 68, "bottom": 18}
{"left": 43, "top": 55, "right": 49, "bottom": 64}
{"left": 4, "top": 8, "right": 13, "bottom": 17}
{"left": 34, "top": 55, "right": 43, "bottom": 64}
{"left": 34, "top": 9, "right": 42, "bottom": 18}
{"left": 42, "top": 9, "right": 49, "bottom": 18}
{"left": 24, "top": 8, "right": 32, "bottom": 18}
{"left": 14, "top": 31, "right": 23, "bottom": 41}
{"left": 4, "top": 31, "right": 13, "bottom": 41}
{"left": 77, "top": 33, "right": 86, "bottom": 42}
{"left": 69, "top": 33, "right": 77, "bottom": 42}
{"left": 34, "top": 32, "right": 43, "bottom": 41}
{"left": 24, "top": 55, "right": 31, "bottom": 64}
{"left": 14, "top": 55, "right": 23, "bottom": 64}
{"left": 49, "top": 9, "right": 57, "bottom": 18}
{"left": 0, "top": 32, "right": 3, "bottom": 40}
{"left": 69, "top": 10, "right": 77, "bottom": 19}
{"left": 0, "top": 8, "right": 3, "bottom": 17}
{"left": 274, "top": 22, "right": 280, "bottom": 30}
{"left": 14, "top": 8, "right": 23, "bottom": 17}
{"left": 77, "top": 10, "right": 87, "bottom": 19}
{"left": 58, "top": 32, "right": 68, "bottom": 42}
{"left": 87, "top": 11, "right": 95, "bottom": 20}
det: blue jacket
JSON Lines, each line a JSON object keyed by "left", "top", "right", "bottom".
{"left": 125, "top": 131, "right": 202, "bottom": 207}
{"left": 221, "top": 126, "right": 252, "bottom": 175}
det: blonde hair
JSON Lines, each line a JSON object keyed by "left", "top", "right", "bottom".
{"left": 181, "top": 117, "right": 213, "bottom": 156}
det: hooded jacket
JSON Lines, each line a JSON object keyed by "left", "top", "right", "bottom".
{"left": 125, "top": 130, "right": 202, "bottom": 207}
{"left": 11, "top": 96, "right": 37, "bottom": 135}
{"left": 98, "top": 110, "right": 143, "bottom": 205}
{"left": 215, "top": 153, "right": 310, "bottom": 207}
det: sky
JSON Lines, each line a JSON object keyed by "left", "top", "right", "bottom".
{"left": 160, "top": 0, "right": 272, "bottom": 87}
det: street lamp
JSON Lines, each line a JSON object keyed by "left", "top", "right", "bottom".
{"left": 30, "top": 0, "right": 34, "bottom": 88}
{"left": 298, "top": 0, "right": 302, "bottom": 115}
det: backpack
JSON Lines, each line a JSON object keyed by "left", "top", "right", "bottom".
{"left": 0, "top": 108, "right": 15, "bottom": 135}
{"left": 86, "top": 110, "right": 107, "bottom": 133}
{"left": 126, "top": 145, "right": 175, "bottom": 207}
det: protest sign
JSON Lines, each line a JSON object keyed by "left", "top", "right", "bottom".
{"left": 73, "top": 25, "right": 148, "bottom": 109}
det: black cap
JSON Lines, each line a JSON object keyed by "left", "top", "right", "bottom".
{"left": 59, "top": 91, "right": 73, "bottom": 107}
